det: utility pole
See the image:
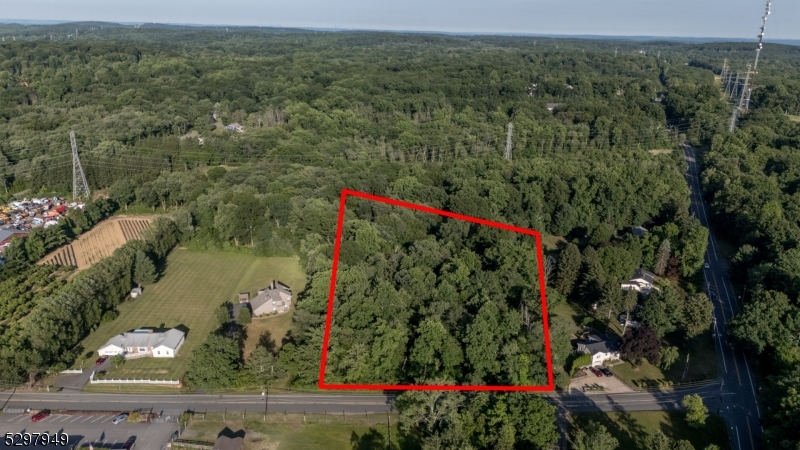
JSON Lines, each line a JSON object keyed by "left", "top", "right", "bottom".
{"left": 504, "top": 122, "right": 513, "bottom": 161}
{"left": 730, "top": 71, "right": 740, "bottom": 100}
{"left": 614, "top": 47, "right": 618, "bottom": 57}
{"left": 70, "top": 131, "right": 91, "bottom": 200}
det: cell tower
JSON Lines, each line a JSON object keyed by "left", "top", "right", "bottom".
{"left": 729, "top": 0, "right": 773, "bottom": 132}
{"left": 70, "top": 131, "right": 91, "bottom": 200}
{"left": 504, "top": 122, "right": 513, "bottom": 161}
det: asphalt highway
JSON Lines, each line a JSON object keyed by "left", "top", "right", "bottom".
{"left": 683, "top": 143, "right": 762, "bottom": 450}
{"left": 0, "top": 144, "right": 762, "bottom": 449}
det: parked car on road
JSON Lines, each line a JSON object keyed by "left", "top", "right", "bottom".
{"left": 112, "top": 413, "right": 128, "bottom": 424}
{"left": 704, "top": 262, "right": 710, "bottom": 269}
{"left": 31, "top": 410, "right": 50, "bottom": 422}
{"left": 95, "top": 356, "right": 108, "bottom": 365}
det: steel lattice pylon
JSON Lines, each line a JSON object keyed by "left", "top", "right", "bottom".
{"left": 70, "top": 131, "right": 91, "bottom": 201}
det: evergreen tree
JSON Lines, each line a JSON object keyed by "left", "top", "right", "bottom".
{"left": 555, "top": 243, "right": 581, "bottom": 297}
{"left": 246, "top": 346, "right": 286, "bottom": 386}
{"left": 654, "top": 239, "right": 672, "bottom": 276}
{"left": 133, "top": 250, "right": 157, "bottom": 287}
{"left": 186, "top": 335, "right": 241, "bottom": 389}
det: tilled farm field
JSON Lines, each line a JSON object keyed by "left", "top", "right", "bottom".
{"left": 39, "top": 216, "right": 153, "bottom": 269}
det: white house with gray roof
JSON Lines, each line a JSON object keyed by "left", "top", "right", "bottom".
{"left": 249, "top": 280, "right": 292, "bottom": 316}
{"left": 576, "top": 334, "right": 620, "bottom": 367}
{"left": 98, "top": 328, "right": 185, "bottom": 358}
{"left": 621, "top": 268, "right": 659, "bottom": 294}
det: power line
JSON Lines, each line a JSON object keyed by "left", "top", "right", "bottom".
{"left": 730, "top": 0, "right": 773, "bottom": 132}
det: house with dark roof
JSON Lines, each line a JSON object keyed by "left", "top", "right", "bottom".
{"left": 576, "top": 334, "right": 620, "bottom": 367}
{"left": 631, "top": 226, "right": 648, "bottom": 237}
{"left": 250, "top": 280, "right": 292, "bottom": 316}
{"left": 214, "top": 429, "right": 245, "bottom": 450}
{"left": 621, "top": 268, "right": 658, "bottom": 294}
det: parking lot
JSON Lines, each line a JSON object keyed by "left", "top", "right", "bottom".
{"left": 0, "top": 412, "right": 178, "bottom": 450}
{"left": 569, "top": 369, "right": 634, "bottom": 394}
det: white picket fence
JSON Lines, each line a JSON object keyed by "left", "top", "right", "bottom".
{"left": 89, "top": 371, "right": 180, "bottom": 385}
{"left": 60, "top": 369, "right": 83, "bottom": 374}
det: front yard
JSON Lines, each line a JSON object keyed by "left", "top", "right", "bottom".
{"left": 70, "top": 250, "right": 306, "bottom": 382}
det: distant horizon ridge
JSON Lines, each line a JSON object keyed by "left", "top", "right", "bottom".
{"left": 2, "top": 18, "right": 799, "bottom": 44}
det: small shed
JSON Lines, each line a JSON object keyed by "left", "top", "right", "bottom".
{"left": 130, "top": 287, "right": 142, "bottom": 299}
{"left": 546, "top": 103, "right": 562, "bottom": 112}
{"left": 631, "top": 226, "right": 648, "bottom": 237}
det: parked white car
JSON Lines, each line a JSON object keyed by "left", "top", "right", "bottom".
{"left": 112, "top": 413, "right": 128, "bottom": 424}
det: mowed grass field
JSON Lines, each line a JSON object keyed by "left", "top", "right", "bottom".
{"left": 73, "top": 250, "right": 306, "bottom": 381}
{"left": 572, "top": 411, "right": 728, "bottom": 449}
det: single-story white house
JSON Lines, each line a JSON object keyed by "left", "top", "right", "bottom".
{"left": 576, "top": 334, "right": 621, "bottom": 367}
{"left": 98, "top": 328, "right": 185, "bottom": 358}
{"left": 621, "top": 268, "right": 659, "bottom": 295}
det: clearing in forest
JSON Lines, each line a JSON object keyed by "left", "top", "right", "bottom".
{"left": 39, "top": 215, "right": 153, "bottom": 269}
{"left": 319, "top": 190, "right": 554, "bottom": 392}
{"left": 73, "top": 250, "right": 306, "bottom": 381}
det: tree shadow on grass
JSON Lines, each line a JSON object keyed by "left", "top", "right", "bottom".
{"left": 350, "top": 427, "right": 420, "bottom": 450}
{"left": 258, "top": 331, "right": 277, "bottom": 355}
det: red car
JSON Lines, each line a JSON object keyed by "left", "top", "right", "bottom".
{"left": 590, "top": 367, "right": 604, "bottom": 377}
{"left": 31, "top": 410, "right": 50, "bottom": 422}
{"left": 96, "top": 356, "right": 108, "bottom": 365}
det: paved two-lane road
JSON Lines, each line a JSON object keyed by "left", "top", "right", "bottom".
{"left": 683, "top": 143, "right": 762, "bottom": 450}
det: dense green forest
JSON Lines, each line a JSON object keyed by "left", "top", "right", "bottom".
{"left": 1, "top": 24, "right": 800, "bottom": 449}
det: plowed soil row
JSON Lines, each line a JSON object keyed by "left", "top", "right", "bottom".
{"left": 39, "top": 216, "right": 154, "bottom": 270}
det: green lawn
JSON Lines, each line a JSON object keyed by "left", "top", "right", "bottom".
{"left": 71, "top": 250, "right": 306, "bottom": 381}
{"left": 181, "top": 414, "right": 420, "bottom": 450}
{"left": 572, "top": 411, "right": 728, "bottom": 449}
{"left": 612, "top": 330, "right": 718, "bottom": 388}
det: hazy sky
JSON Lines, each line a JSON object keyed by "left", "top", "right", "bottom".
{"left": 3, "top": 0, "right": 799, "bottom": 39}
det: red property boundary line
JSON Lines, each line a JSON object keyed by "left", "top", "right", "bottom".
{"left": 318, "top": 189, "right": 555, "bottom": 391}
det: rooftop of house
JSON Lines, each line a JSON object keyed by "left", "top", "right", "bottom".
{"left": 101, "top": 328, "right": 184, "bottom": 350}
{"left": 632, "top": 226, "right": 648, "bottom": 236}
{"left": 631, "top": 268, "right": 655, "bottom": 284}
{"left": 214, "top": 429, "right": 245, "bottom": 450}
{"left": 577, "top": 334, "right": 619, "bottom": 355}
{"left": 250, "top": 280, "right": 292, "bottom": 311}
{"left": 0, "top": 227, "right": 29, "bottom": 242}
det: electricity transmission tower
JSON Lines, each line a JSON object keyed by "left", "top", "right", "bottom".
{"left": 70, "top": 131, "right": 91, "bottom": 200}
{"left": 504, "top": 122, "right": 513, "bottom": 161}
{"left": 729, "top": 0, "right": 773, "bottom": 132}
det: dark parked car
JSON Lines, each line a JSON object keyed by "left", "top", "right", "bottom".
{"left": 123, "top": 437, "right": 136, "bottom": 450}
{"left": 600, "top": 367, "right": 613, "bottom": 377}
{"left": 95, "top": 356, "right": 108, "bottom": 365}
{"left": 31, "top": 410, "right": 50, "bottom": 422}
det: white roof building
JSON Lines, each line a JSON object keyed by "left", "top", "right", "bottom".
{"left": 98, "top": 328, "right": 185, "bottom": 358}
{"left": 621, "top": 268, "right": 659, "bottom": 295}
